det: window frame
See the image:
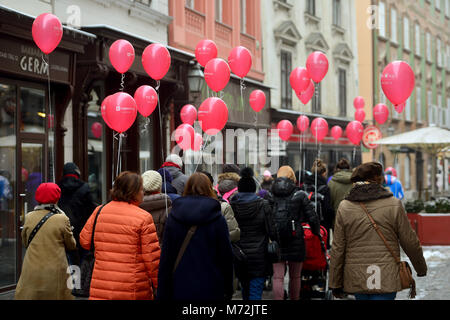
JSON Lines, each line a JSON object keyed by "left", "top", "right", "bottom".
{"left": 280, "top": 50, "right": 293, "bottom": 110}
{"left": 333, "top": 0, "right": 341, "bottom": 26}
{"left": 378, "top": 2, "right": 386, "bottom": 38}
{"left": 338, "top": 68, "right": 347, "bottom": 117}
{"left": 390, "top": 7, "right": 397, "bottom": 43}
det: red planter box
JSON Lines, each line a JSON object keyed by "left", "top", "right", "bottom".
{"left": 407, "top": 213, "right": 450, "bottom": 245}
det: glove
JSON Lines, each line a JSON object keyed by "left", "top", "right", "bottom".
{"left": 332, "top": 288, "right": 344, "bottom": 299}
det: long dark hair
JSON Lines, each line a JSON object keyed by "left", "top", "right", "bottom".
{"left": 183, "top": 172, "right": 217, "bottom": 199}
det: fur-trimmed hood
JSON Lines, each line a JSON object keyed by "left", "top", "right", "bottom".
{"left": 345, "top": 182, "right": 393, "bottom": 202}
{"left": 217, "top": 172, "right": 240, "bottom": 194}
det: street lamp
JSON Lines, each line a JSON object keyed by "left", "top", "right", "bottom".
{"left": 187, "top": 62, "right": 204, "bottom": 94}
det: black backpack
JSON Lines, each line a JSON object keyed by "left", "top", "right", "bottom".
{"left": 302, "top": 184, "right": 327, "bottom": 223}
{"left": 272, "top": 192, "right": 300, "bottom": 243}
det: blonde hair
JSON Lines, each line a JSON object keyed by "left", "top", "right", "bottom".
{"left": 311, "top": 159, "right": 327, "bottom": 176}
{"left": 277, "top": 166, "right": 297, "bottom": 183}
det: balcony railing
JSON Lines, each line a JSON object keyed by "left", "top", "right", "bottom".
{"left": 215, "top": 21, "right": 232, "bottom": 45}
{"left": 185, "top": 7, "right": 206, "bottom": 36}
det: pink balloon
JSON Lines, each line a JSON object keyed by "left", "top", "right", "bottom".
{"left": 373, "top": 104, "right": 389, "bottom": 125}
{"left": 198, "top": 97, "right": 229, "bottom": 135}
{"left": 91, "top": 122, "right": 102, "bottom": 139}
{"left": 175, "top": 124, "right": 195, "bottom": 151}
{"left": 109, "top": 39, "right": 135, "bottom": 74}
{"left": 204, "top": 58, "right": 231, "bottom": 92}
{"left": 104, "top": 92, "right": 137, "bottom": 133}
{"left": 353, "top": 96, "right": 365, "bottom": 109}
{"left": 277, "top": 120, "right": 294, "bottom": 141}
{"left": 228, "top": 46, "right": 252, "bottom": 78}
{"left": 180, "top": 104, "right": 198, "bottom": 125}
{"left": 331, "top": 126, "right": 343, "bottom": 140}
{"left": 310, "top": 118, "right": 329, "bottom": 142}
{"left": 290, "top": 67, "right": 311, "bottom": 93}
{"left": 381, "top": 61, "right": 415, "bottom": 106}
{"left": 193, "top": 133, "right": 203, "bottom": 151}
{"left": 101, "top": 95, "right": 112, "bottom": 128}
{"left": 306, "top": 51, "right": 329, "bottom": 83}
{"left": 32, "top": 13, "right": 63, "bottom": 54}
{"left": 346, "top": 121, "right": 364, "bottom": 146}
{"left": 249, "top": 90, "right": 266, "bottom": 112}
{"left": 195, "top": 39, "right": 218, "bottom": 67}
{"left": 297, "top": 115, "right": 310, "bottom": 133}
{"left": 134, "top": 85, "right": 158, "bottom": 117}
{"left": 142, "top": 43, "right": 171, "bottom": 80}
{"left": 354, "top": 109, "right": 366, "bottom": 123}
{"left": 395, "top": 102, "right": 406, "bottom": 113}
{"left": 296, "top": 80, "right": 315, "bottom": 104}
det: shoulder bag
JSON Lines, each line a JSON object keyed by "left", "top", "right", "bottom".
{"left": 26, "top": 205, "right": 60, "bottom": 247}
{"left": 72, "top": 203, "right": 107, "bottom": 298}
{"left": 173, "top": 225, "right": 197, "bottom": 273}
{"left": 360, "top": 203, "right": 416, "bottom": 299}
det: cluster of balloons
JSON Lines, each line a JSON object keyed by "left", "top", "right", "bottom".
{"left": 353, "top": 96, "right": 366, "bottom": 123}
{"left": 290, "top": 51, "right": 329, "bottom": 105}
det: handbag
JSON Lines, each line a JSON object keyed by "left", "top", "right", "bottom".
{"left": 173, "top": 225, "right": 197, "bottom": 273}
{"left": 72, "top": 204, "right": 107, "bottom": 298}
{"left": 360, "top": 203, "right": 416, "bottom": 299}
{"left": 264, "top": 204, "right": 281, "bottom": 263}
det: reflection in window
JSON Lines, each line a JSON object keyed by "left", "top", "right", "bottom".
{"left": 20, "top": 87, "right": 45, "bottom": 134}
{"left": 139, "top": 114, "right": 154, "bottom": 173}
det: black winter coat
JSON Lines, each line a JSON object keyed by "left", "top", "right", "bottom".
{"left": 268, "top": 177, "right": 320, "bottom": 262}
{"left": 302, "top": 174, "right": 335, "bottom": 231}
{"left": 230, "top": 193, "right": 275, "bottom": 279}
{"left": 157, "top": 196, "right": 234, "bottom": 301}
{"left": 57, "top": 176, "right": 97, "bottom": 245}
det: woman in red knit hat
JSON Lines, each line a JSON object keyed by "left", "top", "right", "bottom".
{"left": 15, "top": 183, "right": 77, "bottom": 300}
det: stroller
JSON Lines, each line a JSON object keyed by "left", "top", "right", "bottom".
{"left": 300, "top": 224, "right": 333, "bottom": 300}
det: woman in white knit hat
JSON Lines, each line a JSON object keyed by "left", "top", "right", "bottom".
{"left": 140, "top": 170, "right": 172, "bottom": 245}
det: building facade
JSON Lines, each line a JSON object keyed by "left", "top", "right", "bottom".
{"left": 261, "top": 0, "right": 362, "bottom": 176}
{"left": 372, "top": 0, "right": 450, "bottom": 199}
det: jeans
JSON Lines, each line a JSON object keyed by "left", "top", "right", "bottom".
{"left": 241, "top": 277, "right": 265, "bottom": 300}
{"left": 354, "top": 292, "right": 397, "bottom": 300}
{"left": 272, "top": 261, "right": 303, "bottom": 300}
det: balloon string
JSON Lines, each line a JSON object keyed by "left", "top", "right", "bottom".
{"left": 353, "top": 146, "right": 356, "bottom": 166}
{"left": 42, "top": 54, "right": 55, "bottom": 183}
{"left": 315, "top": 137, "right": 318, "bottom": 218}
{"left": 116, "top": 133, "right": 124, "bottom": 178}
{"left": 120, "top": 73, "right": 125, "bottom": 92}
{"left": 194, "top": 134, "right": 211, "bottom": 173}
{"left": 155, "top": 80, "right": 169, "bottom": 217}
{"left": 240, "top": 79, "right": 245, "bottom": 122}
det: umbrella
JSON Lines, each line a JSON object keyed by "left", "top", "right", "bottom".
{"left": 375, "top": 125, "right": 450, "bottom": 196}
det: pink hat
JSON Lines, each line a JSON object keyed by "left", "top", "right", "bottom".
{"left": 263, "top": 170, "right": 272, "bottom": 177}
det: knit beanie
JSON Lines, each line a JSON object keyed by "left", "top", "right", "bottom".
{"left": 277, "top": 166, "right": 297, "bottom": 183}
{"left": 63, "top": 162, "right": 81, "bottom": 177}
{"left": 157, "top": 168, "right": 173, "bottom": 184}
{"left": 35, "top": 183, "right": 61, "bottom": 204}
{"left": 237, "top": 167, "right": 256, "bottom": 193}
{"left": 165, "top": 154, "right": 183, "bottom": 168}
{"left": 142, "top": 170, "right": 162, "bottom": 193}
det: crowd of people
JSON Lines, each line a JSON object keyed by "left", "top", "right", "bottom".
{"left": 14, "top": 154, "right": 426, "bottom": 301}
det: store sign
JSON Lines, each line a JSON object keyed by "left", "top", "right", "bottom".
{"left": 0, "top": 37, "right": 71, "bottom": 83}
{"left": 362, "top": 125, "right": 383, "bottom": 149}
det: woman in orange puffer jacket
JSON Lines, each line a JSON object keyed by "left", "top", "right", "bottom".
{"left": 80, "top": 171, "right": 161, "bottom": 300}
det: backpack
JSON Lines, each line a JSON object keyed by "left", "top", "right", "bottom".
{"left": 272, "top": 192, "right": 300, "bottom": 243}
{"left": 302, "top": 184, "right": 327, "bottom": 223}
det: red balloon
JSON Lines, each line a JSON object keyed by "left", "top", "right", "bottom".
{"left": 354, "top": 109, "right": 366, "bottom": 123}
{"left": 310, "top": 118, "right": 329, "bottom": 142}
{"left": 249, "top": 90, "right": 266, "bottom": 112}
{"left": 277, "top": 120, "right": 294, "bottom": 141}
{"left": 193, "top": 133, "right": 203, "bottom": 151}
{"left": 91, "top": 122, "right": 102, "bottom": 139}
{"left": 101, "top": 95, "right": 112, "bottom": 128}
{"left": 331, "top": 126, "right": 343, "bottom": 140}
{"left": 175, "top": 124, "right": 195, "bottom": 151}
{"left": 142, "top": 43, "right": 171, "bottom": 80}
{"left": 198, "top": 97, "right": 229, "bottom": 135}
{"left": 395, "top": 102, "right": 406, "bottom": 113}
{"left": 104, "top": 92, "right": 137, "bottom": 133}
{"left": 297, "top": 115, "right": 310, "bottom": 133}
{"left": 195, "top": 39, "right": 218, "bottom": 67}
{"left": 306, "top": 51, "right": 329, "bottom": 83}
{"left": 228, "top": 46, "right": 252, "bottom": 78}
{"left": 134, "top": 85, "right": 158, "bottom": 117}
{"left": 346, "top": 121, "right": 364, "bottom": 146}
{"left": 381, "top": 61, "right": 415, "bottom": 106}
{"left": 373, "top": 104, "right": 389, "bottom": 125}
{"left": 296, "top": 80, "right": 315, "bottom": 104}
{"left": 32, "top": 13, "right": 63, "bottom": 54}
{"left": 180, "top": 104, "right": 198, "bottom": 125}
{"left": 290, "top": 67, "right": 311, "bottom": 93}
{"left": 109, "top": 39, "right": 135, "bottom": 74}
{"left": 353, "top": 96, "right": 365, "bottom": 109}
{"left": 204, "top": 58, "right": 231, "bottom": 92}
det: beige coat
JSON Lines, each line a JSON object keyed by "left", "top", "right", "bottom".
{"left": 329, "top": 183, "right": 427, "bottom": 294}
{"left": 221, "top": 201, "right": 240, "bottom": 242}
{"left": 15, "top": 207, "right": 77, "bottom": 300}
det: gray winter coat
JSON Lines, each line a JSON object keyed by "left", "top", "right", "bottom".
{"left": 164, "top": 166, "right": 188, "bottom": 195}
